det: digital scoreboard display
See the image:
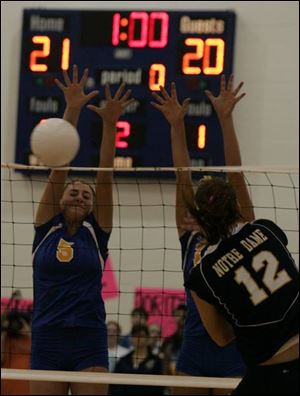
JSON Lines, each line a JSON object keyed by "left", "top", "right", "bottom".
{"left": 16, "top": 9, "right": 236, "bottom": 169}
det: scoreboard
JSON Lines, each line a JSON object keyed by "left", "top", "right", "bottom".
{"left": 15, "top": 9, "right": 236, "bottom": 170}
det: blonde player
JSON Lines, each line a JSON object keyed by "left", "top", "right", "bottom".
{"left": 30, "top": 65, "right": 134, "bottom": 395}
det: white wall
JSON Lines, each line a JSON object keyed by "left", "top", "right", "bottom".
{"left": 1, "top": 1, "right": 299, "bottom": 334}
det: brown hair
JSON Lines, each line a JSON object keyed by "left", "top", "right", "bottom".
{"left": 186, "top": 177, "right": 242, "bottom": 245}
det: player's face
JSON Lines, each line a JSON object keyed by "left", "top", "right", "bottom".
{"left": 60, "top": 182, "right": 93, "bottom": 222}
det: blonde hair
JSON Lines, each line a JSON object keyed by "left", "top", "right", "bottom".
{"left": 63, "top": 180, "right": 96, "bottom": 203}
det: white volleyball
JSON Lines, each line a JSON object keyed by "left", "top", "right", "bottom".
{"left": 30, "top": 118, "right": 80, "bottom": 166}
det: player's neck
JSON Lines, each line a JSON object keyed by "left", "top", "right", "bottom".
{"left": 65, "top": 221, "right": 81, "bottom": 236}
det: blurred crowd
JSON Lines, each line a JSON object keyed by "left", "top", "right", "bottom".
{"left": 1, "top": 291, "right": 186, "bottom": 395}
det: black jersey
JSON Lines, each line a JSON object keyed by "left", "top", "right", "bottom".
{"left": 186, "top": 219, "right": 299, "bottom": 366}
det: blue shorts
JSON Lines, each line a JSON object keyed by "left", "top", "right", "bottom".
{"left": 177, "top": 334, "right": 245, "bottom": 377}
{"left": 31, "top": 326, "right": 108, "bottom": 371}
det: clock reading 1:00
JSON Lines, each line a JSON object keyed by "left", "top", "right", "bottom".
{"left": 112, "top": 12, "right": 169, "bottom": 48}
{"left": 16, "top": 9, "right": 236, "bottom": 170}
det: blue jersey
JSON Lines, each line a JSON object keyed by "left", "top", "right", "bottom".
{"left": 32, "top": 212, "right": 110, "bottom": 329}
{"left": 180, "top": 231, "right": 208, "bottom": 337}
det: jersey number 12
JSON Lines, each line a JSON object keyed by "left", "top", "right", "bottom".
{"left": 234, "top": 251, "right": 292, "bottom": 306}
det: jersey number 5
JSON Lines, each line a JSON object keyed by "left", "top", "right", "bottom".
{"left": 56, "top": 238, "right": 74, "bottom": 263}
{"left": 234, "top": 251, "right": 292, "bottom": 306}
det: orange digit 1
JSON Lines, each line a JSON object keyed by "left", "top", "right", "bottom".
{"left": 182, "top": 38, "right": 204, "bottom": 75}
{"left": 203, "top": 38, "right": 225, "bottom": 75}
{"left": 29, "top": 36, "right": 51, "bottom": 72}
{"left": 149, "top": 64, "right": 166, "bottom": 91}
{"left": 61, "top": 38, "right": 70, "bottom": 71}
{"left": 198, "top": 124, "right": 206, "bottom": 149}
{"left": 116, "top": 121, "right": 131, "bottom": 148}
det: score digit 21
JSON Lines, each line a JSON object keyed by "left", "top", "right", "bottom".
{"left": 17, "top": 10, "right": 236, "bottom": 168}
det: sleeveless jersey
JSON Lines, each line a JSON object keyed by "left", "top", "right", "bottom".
{"left": 180, "top": 231, "right": 207, "bottom": 337}
{"left": 32, "top": 212, "right": 110, "bottom": 329}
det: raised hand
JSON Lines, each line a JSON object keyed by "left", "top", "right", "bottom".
{"left": 205, "top": 74, "right": 245, "bottom": 119}
{"left": 54, "top": 64, "right": 99, "bottom": 109}
{"left": 151, "top": 82, "right": 190, "bottom": 126}
{"left": 180, "top": 211, "right": 201, "bottom": 232}
{"left": 87, "top": 82, "right": 134, "bottom": 124}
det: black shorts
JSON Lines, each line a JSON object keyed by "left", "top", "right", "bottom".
{"left": 232, "top": 359, "right": 299, "bottom": 395}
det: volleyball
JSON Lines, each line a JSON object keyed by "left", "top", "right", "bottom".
{"left": 30, "top": 118, "right": 80, "bottom": 167}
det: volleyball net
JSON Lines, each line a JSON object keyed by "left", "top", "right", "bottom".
{"left": 1, "top": 163, "right": 299, "bottom": 391}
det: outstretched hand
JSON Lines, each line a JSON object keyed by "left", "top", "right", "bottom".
{"left": 87, "top": 82, "right": 135, "bottom": 124}
{"left": 151, "top": 82, "right": 190, "bottom": 126}
{"left": 205, "top": 74, "right": 245, "bottom": 118}
{"left": 54, "top": 64, "right": 99, "bottom": 109}
{"left": 180, "top": 212, "right": 201, "bottom": 232}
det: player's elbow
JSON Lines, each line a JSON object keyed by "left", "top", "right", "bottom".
{"left": 212, "top": 332, "right": 236, "bottom": 347}
{"left": 207, "top": 322, "right": 236, "bottom": 347}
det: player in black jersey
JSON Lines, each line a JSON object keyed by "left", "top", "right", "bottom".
{"left": 151, "top": 75, "right": 252, "bottom": 394}
{"left": 185, "top": 176, "right": 299, "bottom": 394}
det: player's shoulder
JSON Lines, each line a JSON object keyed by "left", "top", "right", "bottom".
{"left": 180, "top": 230, "right": 204, "bottom": 254}
{"left": 251, "top": 218, "right": 288, "bottom": 246}
{"left": 34, "top": 213, "right": 63, "bottom": 233}
{"left": 82, "top": 212, "right": 111, "bottom": 238}
{"left": 33, "top": 213, "right": 64, "bottom": 253}
{"left": 180, "top": 230, "right": 202, "bottom": 244}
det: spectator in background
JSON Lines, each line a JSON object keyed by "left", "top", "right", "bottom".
{"left": 107, "top": 321, "right": 130, "bottom": 372}
{"left": 110, "top": 324, "right": 165, "bottom": 395}
{"left": 148, "top": 323, "right": 162, "bottom": 356}
{"left": 1, "top": 291, "right": 32, "bottom": 395}
{"left": 119, "top": 307, "right": 149, "bottom": 349}
{"left": 161, "top": 304, "right": 187, "bottom": 374}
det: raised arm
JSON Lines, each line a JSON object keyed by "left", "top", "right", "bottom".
{"left": 34, "top": 65, "right": 99, "bottom": 226}
{"left": 205, "top": 75, "right": 255, "bottom": 222}
{"left": 87, "top": 83, "right": 134, "bottom": 232}
{"left": 151, "top": 83, "right": 191, "bottom": 237}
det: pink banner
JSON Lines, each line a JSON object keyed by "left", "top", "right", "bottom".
{"left": 1, "top": 298, "right": 33, "bottom": 314}
{"left": 134, "top": 287, "right": 186, "bottom": 337}
{"left": 102, "top": 256, "right": 119, "bottom": 300}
